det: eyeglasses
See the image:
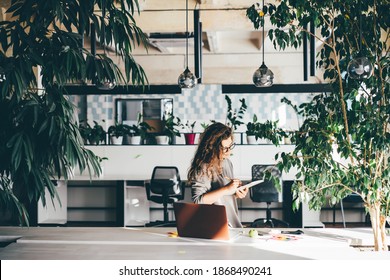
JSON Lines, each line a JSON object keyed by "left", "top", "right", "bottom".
{"left": 222, "top": 142, "right": 236, "bottom": 153}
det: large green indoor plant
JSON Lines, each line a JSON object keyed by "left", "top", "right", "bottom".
{"left": 247, "top": 0, "right": 389, "bottom": 250}
{"left": 0, "top": 0, "right": 148, "bottom": 225}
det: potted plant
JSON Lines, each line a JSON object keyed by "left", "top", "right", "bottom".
{"left": 225, "top": 95, "right": 247, "bottom": 131}
{"left": 78, "top": 120, "right": 92, "bottom": 145}
{"left": 78, "top": 120, "right": 107, "bottom": 145}
{"left": 246, "top": 114, "right": 260, "bottom": 144}
{"left": 156, "top": 113, "right": 181, "bottom": 145}
{"left": 108, "top": 122, "right": 130, "bottom": 145}
{"left": 247, "top": 0, "right": 389, "bottom": 250}
{"left": 87, "top": 121, "right": 106, "bottom": 145}
{"left": 128, "top": 113, "right": 154, "bottom": 145}
{"left": 181, "top": 120, "right": 197, "bottom": 145}
{"left": 256, "top": 120, "right": 286, "bottom": 145}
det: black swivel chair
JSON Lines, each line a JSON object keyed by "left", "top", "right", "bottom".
{"left": 250, "top": 165, "right": 289, "bottom": 228}
{"left": 145, "top": 166, "right": 185, "bottom": 227}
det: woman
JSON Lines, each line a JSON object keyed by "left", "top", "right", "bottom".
{"left": 187, "top": 122, "right": 248, "bottom": 228}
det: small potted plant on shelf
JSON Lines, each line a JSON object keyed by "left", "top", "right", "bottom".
{"left": 225, "top": 95, "right": 247, "bottom": 131}
{"left": 181, "top": 120, "right": 197, "bottom": 145}
{"left": 257, "top": 120, "right": 286, "bottom": 145}
{"left": 108, "top": 122, "right": 130, "bottom": 145}
{"left": 88, "top": 120, "right": 106, "bottom": 145}
{"left": 78, "top": 120, "right": 92, "bottom": 145}
{"left": 128, "top": 113, "right": 154, "bottom": 145}
{"left": 78, "top": 120, "right": 106, "bottom": 145}
{"left": 156, "top": 113, "right": 181, "bottom": 145}
{"left": 246, "top": 114, "right": 260, "bottom": 144}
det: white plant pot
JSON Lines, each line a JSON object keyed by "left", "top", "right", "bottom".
{"left": 128, "top": 135, "right": 142, "bottom": 145}
{"left": 110, "top": 136, "right": 123, "bottom": 145}
{"left": 258, "top": 138, "right": 271, "bottom": 144}
{"left": 246, "top": 135, "right": 258, "bottom": 145}
{"left": 155, "top": 135, "right": 169, "bottom": 145}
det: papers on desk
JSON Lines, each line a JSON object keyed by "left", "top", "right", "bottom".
{"left": 237, "top": 180, "right": 263, "bottom": 191}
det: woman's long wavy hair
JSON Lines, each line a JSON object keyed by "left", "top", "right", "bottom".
{"left": 187, "top": 122, "right": 233, "bottom": 182}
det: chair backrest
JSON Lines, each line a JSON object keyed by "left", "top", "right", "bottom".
{"left": 150, "top": 166, "right": 182, "bottom": 196}
{"left": 250, "top": 165, "right": 282, "bottom": 203}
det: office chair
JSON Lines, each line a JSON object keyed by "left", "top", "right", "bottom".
{"left": 338, "top": 193, "right": 368, "bottom": 228}
{"left": 250, "top": 165, "right": 289, "bottom": 228}
{"left": 145, "top": 166, "right": 185, "bottom": 227}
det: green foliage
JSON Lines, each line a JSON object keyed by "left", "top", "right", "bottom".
{"left": 128, "top": 113, "right": 154, "bottom": 140}
{"left": 79, "top": 120, "right": 107, "bottom": 144}
{"left": 180, "top": 120, "right": 196, "bottom": 133}
{"left": 248, "top": 1, "right": 390, "bottom": 246}
{"left": 246, "top": 115, "right": 287, "bottom": 145}
{"left": 0, "top": 0, "right": 148, "bottom": 225}
{"left": 225, "top": 95, "right": 247, "bottom": 130}
{"left": 108, "top": 122, "right": 130, "bottom": 138}
{"left": 246, "top": 114, "right": 259, "bottom": 136}
{"left": 162, "top": 113, "right": 182, "bottom": 144}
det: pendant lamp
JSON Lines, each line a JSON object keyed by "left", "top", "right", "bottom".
{"left": 97, "top": 1, "right": 116, "bottom": 90}
{"left": 347, "top": 0, "right": 373, "bottom": 80}
{"left": 178, "top": 0, "right": 197, "bottom": 89}
{"left": 253, "top": 0, "right": 274, "bottom": 87}
{"left": 0, "top": 66, "right": 6, "bottom": 82}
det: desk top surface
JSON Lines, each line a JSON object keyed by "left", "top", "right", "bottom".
{"left": 0, "top": 226, "right": 389, "bottom": 260}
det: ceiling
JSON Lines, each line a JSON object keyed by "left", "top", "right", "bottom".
{"left": 0, "top": 0, "right": 324, "bottom": 86}
{"left": 124, "top": 0, "right": 323, "bottom": 85}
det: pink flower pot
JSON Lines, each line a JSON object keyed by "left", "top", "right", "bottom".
{"left": 184, "top": 133, "right": 196, "bottom": 145}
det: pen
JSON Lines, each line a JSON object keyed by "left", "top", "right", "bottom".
{"left": 224, "top": 176, "right": 232, "bottom": 181}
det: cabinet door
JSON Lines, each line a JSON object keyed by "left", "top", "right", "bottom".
{"left": 124, "top": 185, "right": 149, "bottom": 226}
{"left": 37, "top": 180, "right": 67, "bottom": 225}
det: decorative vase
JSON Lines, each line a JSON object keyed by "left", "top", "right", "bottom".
{"left": 184, "top": 133, "right": 196, "bottom": 145}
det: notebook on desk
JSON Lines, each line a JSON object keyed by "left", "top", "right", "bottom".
{"left": 173, "top": 202, "right": 238, "bottom": 241}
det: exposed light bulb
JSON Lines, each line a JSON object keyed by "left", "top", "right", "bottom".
{"left": 0, "top": 67, "right": 6, "bottom": 82}
{"left": 253, "top": 62, "right": 274, "bottom": 87}
{"left": 96, "top": 79, "right": 116, "bottom": 90}
{"left": 178, "top": 67, "right": 197, "bottom": 89}
{"left": 347, "top": 57, "right": 373, "bottom": 80}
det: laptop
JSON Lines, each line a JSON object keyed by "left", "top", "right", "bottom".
{"left": 173, "top": 202, "right": 236, "bottom": 241}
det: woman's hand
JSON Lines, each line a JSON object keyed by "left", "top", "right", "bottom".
{"left": 225, "top": 179, "right": 241, "bottom": 195}
{"left": 235, "top": 187, "right": 248, "bottom": 199}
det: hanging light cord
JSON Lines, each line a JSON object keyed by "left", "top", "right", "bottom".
{"left": 358, "top": 0, "right": 362, "bottom": 53}
{"left": 262, "top": 0, "right": 265, "bottom": 64}
{"left": 102, "top": 1, "right": 106, "bottom": 56}
{"left": 186, "top": 0, "right": 189, "bottom": 69}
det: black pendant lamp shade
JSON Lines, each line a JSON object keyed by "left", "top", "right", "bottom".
{"left": 347, "top": 0, "right": 373, "bottom": 80}
{"left": 178, "top": 0, "right": 197, "bottom": 89}
{"left": 253, "top": 0, "right": 273, "bottom": 87}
